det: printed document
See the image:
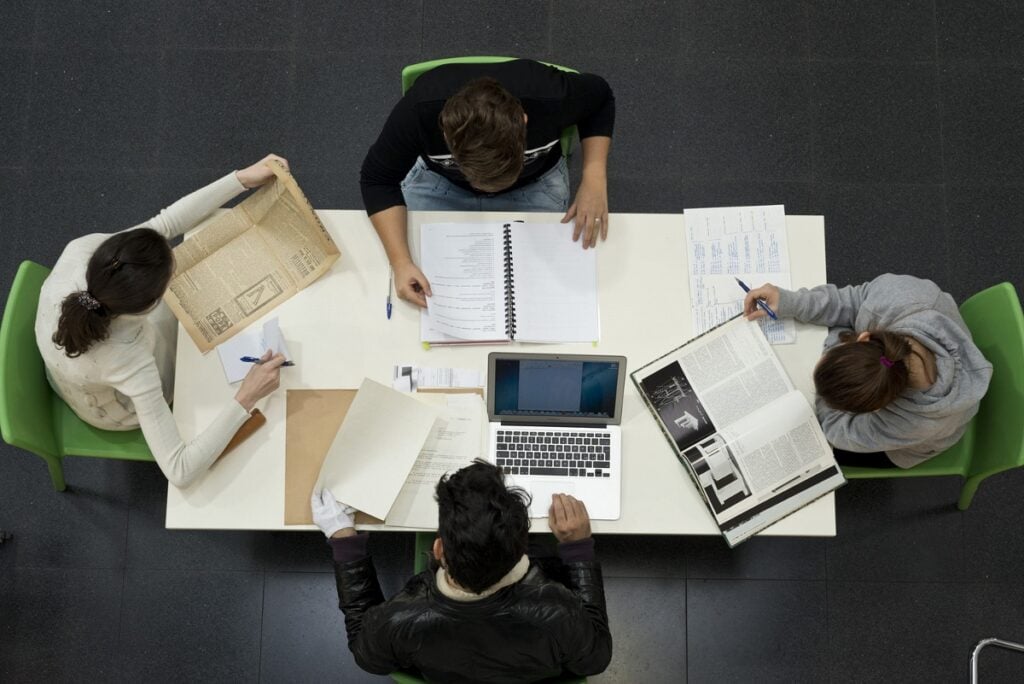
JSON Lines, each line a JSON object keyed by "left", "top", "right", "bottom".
{"left": 315, "top": 379, "right": 441, "bottom": 520}
{"left": 419, "top": 222, "right": 599, "bottom": 344}
{"left": 164, "top": 162, "right": 340, "bottom": 353}
{"left": 385, "top": 394, "right": 488, "bottom": 528}
{"left": 684, "top": 205, "right": 796, "bottom": 344}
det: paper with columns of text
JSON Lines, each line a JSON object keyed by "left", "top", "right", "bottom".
{"left": 684, "top": 205, "right": 796, "bottom": 344}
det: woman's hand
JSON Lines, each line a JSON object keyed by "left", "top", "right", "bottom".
{"left": 743, "top": 283, "right": 780, "bottom": 320}
{"left": 236, "top": 154, "right": 289, "bottom": 188}
{"left": 393, "top": 259, "right": 432, "bottom": 308}
{"left": 234, "top": 349, "right": 285, "bottom": 412}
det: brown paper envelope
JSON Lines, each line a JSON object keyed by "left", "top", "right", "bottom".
{"left": 284, "top": 389, "right": 383, "bottom": 526}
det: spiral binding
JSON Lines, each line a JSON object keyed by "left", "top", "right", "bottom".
{"left": 502, "top": 223, "right": 517, "bottom": 339}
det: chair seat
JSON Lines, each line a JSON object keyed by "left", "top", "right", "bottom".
{"left": 841, "top": 426, "right": 973, "bottom": 479}
{"left": 53, "top": 393, "right": 153, "bottom": 461}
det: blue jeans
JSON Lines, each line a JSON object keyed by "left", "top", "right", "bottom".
{"left": 400, "top": 157, "right": 570, "bottom": 213}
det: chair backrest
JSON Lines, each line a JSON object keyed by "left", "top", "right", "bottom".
{"left": 959, "top": 283, "right": 1024, "bottom": 477}
{"left": 401, "top": 56, "right": 579, "bottom": 157}
{"left": 0, "top": 261, "right": 60, "bottom": 458}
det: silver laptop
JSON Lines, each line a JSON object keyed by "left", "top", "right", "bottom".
{"left": 486, "top": 352, "right": 626, "bottom": 520}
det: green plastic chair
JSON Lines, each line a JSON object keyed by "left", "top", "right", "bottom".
{"left": 401, "top": 56, "right": 579, "bottom": 158}
{"left": 841, "top": 282, "right": 1024, "bottom": 510}
{"left": 0, "top": 260, "right": 153, "bottom": 492}
{"left": 392, "top": 531, "right": 586, "bottom": 684}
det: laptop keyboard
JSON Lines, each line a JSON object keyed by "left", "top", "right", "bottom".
{"left": 496, "top": 429, "right": 613, "bottom": 478}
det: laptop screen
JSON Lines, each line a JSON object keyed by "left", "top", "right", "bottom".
{"left": 489, "top": 354, "right": 626, "bottom": 425}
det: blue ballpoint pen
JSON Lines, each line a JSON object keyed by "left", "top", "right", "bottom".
{"left": 240, "top": 356, "right": 295, "bottom": 367}
{"left": 734, "top": 277, "right": 778, "bottom": 320}
{"left": 386, "top": 267, "right": 393, "bottom": 320}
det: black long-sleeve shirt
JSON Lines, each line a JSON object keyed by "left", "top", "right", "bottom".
{"left": 360, "top": 59, "right": 615, "bottom": 215}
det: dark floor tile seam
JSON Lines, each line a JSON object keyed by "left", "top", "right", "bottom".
{"left": 931, "top": 0, "right": 951, "bottom": 189}
{"left": 116, "top": 565, "right": 129, "bottom": 683}
{"left": 826, "top": 579, "right": 1024, "bottom": 587}
{"left": 4, "top": 562, "right": 130, "bottom": 571}
{"left": 676, "top": 175, "right": 816, "bottom": 184}
{"left": 936, "top": 58, "right": 1024, "bottom": 68}
{"left": 807, "top": 58, "right": 938, "bottom": 66}
{"left": 685, "top": 577, "right": 828, "bottom": 585}
{"left": 809, "top": 180, "right": 949, "bottom": 189}
{"left": 942, "top": 180, "right": 1024, "bottom": 189}
{"left": 257, "top": 570, "right": 267, "bottom": 684}
{"left": 118, "top": 567, "right": 272, "bottom": 575}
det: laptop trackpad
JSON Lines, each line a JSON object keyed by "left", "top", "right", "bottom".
{"left": 528, "top": 481, "right": 579, "bottom": 519}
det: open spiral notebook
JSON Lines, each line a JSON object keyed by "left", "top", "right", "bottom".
{"left": 419, "top": 221, "right": 600, "bottom": 345}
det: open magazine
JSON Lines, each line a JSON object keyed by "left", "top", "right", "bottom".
{"left": 631, "top": 315, "right": 844, "bottom": 547}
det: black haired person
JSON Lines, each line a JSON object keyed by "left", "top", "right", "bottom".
{"left": 34, "top": 155, "right": 289, "bottom": 487}
{"left": 312, "top": 461, "right": 612, "bottom": 681}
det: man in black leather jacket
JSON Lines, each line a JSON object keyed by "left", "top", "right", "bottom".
{"left": 311, "top": 460, "right": 612, "bottom": 683}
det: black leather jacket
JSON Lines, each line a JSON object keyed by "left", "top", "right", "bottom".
{"left": 334, "top": 554, "right": 612, "bottom": 683}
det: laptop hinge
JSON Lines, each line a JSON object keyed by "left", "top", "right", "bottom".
{"left": 499, "top": 421, "right": 609, "bottom": 430}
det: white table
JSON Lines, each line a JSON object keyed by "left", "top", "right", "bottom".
{"left": 168, "top": 210, "right": 833, "bottom": 536}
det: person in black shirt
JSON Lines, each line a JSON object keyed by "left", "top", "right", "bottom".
{"left": 360, "top": 59, "right": 615, "bottom": 308}
{"left": 312, "top": 461, "right": 612, "bottom": 682}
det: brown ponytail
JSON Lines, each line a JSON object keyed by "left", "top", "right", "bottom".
{"left": 813, "top": 330, "right": 912, "bottom": 413}
{"left": 53, "top": 228, "right": 174, "bottom": 357}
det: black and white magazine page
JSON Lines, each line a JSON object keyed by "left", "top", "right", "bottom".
{"left": 632, "top": 315, "right": 845, "bottom": 545}
{"left": 718, "top": 390, "right": 834, "bottom": 496}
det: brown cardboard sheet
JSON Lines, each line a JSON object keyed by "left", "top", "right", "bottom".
{"left": 284, "top": 389, "right": 381, "bottom": 526}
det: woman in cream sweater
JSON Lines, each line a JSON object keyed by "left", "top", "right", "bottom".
{"left": 35, "top": 154, "right": 289, "bottom": 487}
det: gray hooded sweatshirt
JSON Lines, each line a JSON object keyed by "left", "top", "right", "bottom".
{"left": 776, "top": 274, "right": 992, "bottom": 468}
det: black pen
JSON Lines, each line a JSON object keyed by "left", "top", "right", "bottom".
{"left": 735, "top": 277, "right": 778, "bottom": 320}
{"left": 240, "top": 356, "right": 295, "bottom": 367}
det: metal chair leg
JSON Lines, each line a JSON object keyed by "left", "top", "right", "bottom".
{"left": 971, "top": 637, "right": 1024, "bottom": 683}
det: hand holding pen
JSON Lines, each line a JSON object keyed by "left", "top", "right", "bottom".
{"left": 737, "top": 279, "right": 780, "bottom": 321}
{"left": 234, "top": 350, "right": 287, "bottom": 412}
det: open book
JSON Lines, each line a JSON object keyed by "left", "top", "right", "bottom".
{"left": 164, "top": 162, "right": 340, "bottom": 352}
{"left": 631, "top": 315, "right": 845, "bottom": 547}
{"left": 419, "top": 222, "right": 599, "bottom": 344}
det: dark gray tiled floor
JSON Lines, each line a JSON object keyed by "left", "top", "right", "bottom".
{"left": 2, "top": 2, "right": 1024, "bottom": 682}
{"left": 688, "top": 579, "right": 828, "bottom": 683}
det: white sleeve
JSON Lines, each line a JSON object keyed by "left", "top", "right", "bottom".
{"left": 130, "top": 172, "right": 247, "bottom": 241}
{"left": 117, "top": 359, "right": 250, "bottom": 488}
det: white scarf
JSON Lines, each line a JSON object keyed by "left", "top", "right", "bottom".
{"left": 435, "top": 554, "right": 530, "bottom": 602}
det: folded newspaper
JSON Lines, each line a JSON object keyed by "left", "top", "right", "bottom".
{"left": 164, "top": 162, "right": 340, "bottom": 352}
{"left": 631, "top": 315, "right": 845, "bottom": 547}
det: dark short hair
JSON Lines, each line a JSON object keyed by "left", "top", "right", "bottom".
{"left": 439, "top": 77, "right": 526, "bottom": 193}
{"left": 52, "top": 228, "right": 174, "bottom": 357}
{"left": 813, "top": 330, "right": 912, "bottom": 413}
{"left": 435, "top": 459, "right": 530, "bottom": 593}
